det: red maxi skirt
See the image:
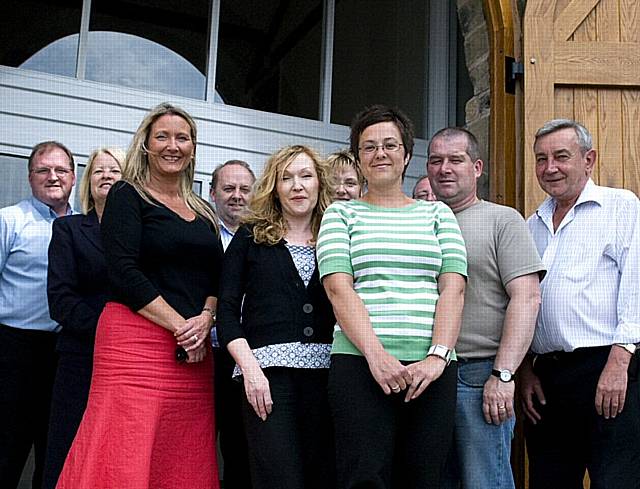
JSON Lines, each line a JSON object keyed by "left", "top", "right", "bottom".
{"left": 56, "top": 302, "right": 219, "bottom": 489}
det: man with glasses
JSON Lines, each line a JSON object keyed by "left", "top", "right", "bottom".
{"left": 0, "top": 141, "right": 76, "bottom": 489}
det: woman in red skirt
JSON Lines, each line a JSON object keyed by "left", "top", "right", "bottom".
{"left": 56, "top": 103, "right": 222, "bottom": 489}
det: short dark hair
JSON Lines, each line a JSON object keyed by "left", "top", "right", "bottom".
{"left": 28, "top": 141, "right": 75, "bottom": 172}
{"left": 210, "top": 159, "right": 256, "bottom": 189}
{"left": 428, "top": 127, "right": 480, "bottom": 162}
{"left": 350, "top": 105, "right": 415, "bottom": 163}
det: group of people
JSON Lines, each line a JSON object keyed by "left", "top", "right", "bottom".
{"left": 0, "top": 100, "right": 637, "bottom": 489}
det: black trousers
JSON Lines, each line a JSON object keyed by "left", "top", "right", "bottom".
{"left": 41, "top": 351, "right": 93, "bottom": 489}
{"left": 214, "top": 347, "right": 252, "bottom": 489}
{"left": 525, "top": 346, "right": 640, "bottom": 489}
{"left": 0, "top": 325, "right": 57, "bottom": 489}
{"left": 241, "top": 367, "right": 335, "bottom": 489}
{"left": 329, "top": 354, "right": 457, "bottom": 489}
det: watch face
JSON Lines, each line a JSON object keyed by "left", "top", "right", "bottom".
{"left": 500, "top": 371, "right": 512, "bottom": 382}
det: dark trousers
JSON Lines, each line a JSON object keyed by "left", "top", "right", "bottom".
{"left": 41, "top": 351, "right": 93, "bottom": 489}
{"left": 241, "top": 367, "right": 335, "bottom": 489}
{"left": 329, "top": 354, "right": 457, "bottom": 489}
{"left": 525, "top": 346, "right": 640, "bottom": 489}
{"left": 214, "top": 347, "right": 252, "bottom": 489}
{"left": 0, "top": 325, "right": 57, "bottom": 489}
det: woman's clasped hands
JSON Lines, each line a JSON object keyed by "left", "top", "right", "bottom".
{"left": 174, "top": 311, "right": 213, "bottom": 363}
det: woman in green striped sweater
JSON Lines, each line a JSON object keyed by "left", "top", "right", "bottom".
{"left": 317, "top": 105, "right": 468, "bottom": 489}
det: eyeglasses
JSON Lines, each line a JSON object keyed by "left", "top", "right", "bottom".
{"left": 31, "top": 167, "right": 73, "bottom": 177}
{"left": 358, "top": 141, "right": 404, "bottom": 154}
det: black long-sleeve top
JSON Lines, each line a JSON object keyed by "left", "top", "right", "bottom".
{"left": 47, "top": 210, "right": 108, "bottom": 354}
{"left": 217, "top": 225, "right": 335, "bottom": 349}
{"left": 101, "top": 181, "right": 222, "bottom": 319}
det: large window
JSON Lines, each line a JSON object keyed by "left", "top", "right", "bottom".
{"left": 87, "top": 0, "right": 211, "bottom": 99}
{"left": 2, "top": 0, "right": 83, "bottom": 77}
{"left": 216, "top": 0, "right": 323, "bottom": 119}
{"left": 2, "top": 0, "right": 468, "bottom": 131}
{"left": 331, "top": 0, "right": 429, "bottom": 135}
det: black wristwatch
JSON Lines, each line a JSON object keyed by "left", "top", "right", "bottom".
{"left": 491, "top": 368, "right": 514, "bottom": 383}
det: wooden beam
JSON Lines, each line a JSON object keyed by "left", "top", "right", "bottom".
{"left": 554, "top": 0, "right": 601, "bottom": 41}
{"left": 485, "top": 0, "right": 516, "bottom": 208}
{"left": 554, "top": 42, "right": 640, "bottom": 86}
{"left": 524, "top": 0, "right": 556, "bottom": 217}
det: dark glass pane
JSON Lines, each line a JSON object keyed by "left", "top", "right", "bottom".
{"left": 87, "top": 0, "right": 211, "bottom": 99}
{"left": 216, "top": 0, "right": 323, "bottom": 120}
{"left": 1, "top": 0, "right": 82, "bottom": 77}
{"left": 331, "top": 0, "right": 428, "bottom": 136}
{"left": 0, "top": 155, "right": 31, "bottom": 208}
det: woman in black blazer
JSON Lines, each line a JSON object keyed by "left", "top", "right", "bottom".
{"left": 217, "top": 145, "right": 336, "bottom": 489}
{"left": 41, "top": 147, "right": 124, "bottom": 489}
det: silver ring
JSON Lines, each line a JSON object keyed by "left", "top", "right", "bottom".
{"left": 193, "top": 334, "right": 199, "bottom": 343}
{"left": 391, "top": 385, "right": 401, "bottom": 392}
{"left": 498, "top": 405, "right": 506, "bottom": 411}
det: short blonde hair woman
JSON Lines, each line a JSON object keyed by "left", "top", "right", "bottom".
{"left": 218, "top": 144, "right": 336, "bottom": 489}
{"left": 326, "top": 149, "right": 365, "bottom": 201}
{"left": 78, "top": 147, "right": 126, "bottom": 214}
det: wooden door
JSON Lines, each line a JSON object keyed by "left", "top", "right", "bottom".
{"left": 523, "top": 0, "right": 640, "bottom": 216}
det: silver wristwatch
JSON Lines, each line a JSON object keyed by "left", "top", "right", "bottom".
{"left": 615, "top": 343, "right": 638, "bottom": 355}
{"left": 426, "top": 344, "right": 452, "bottom": 366}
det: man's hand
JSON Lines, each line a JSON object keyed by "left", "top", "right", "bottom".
{"left": 518, "top": 356, "right": 546, "bottom": 424}
{"left": 595, "top": 346, "right": 632, "bottom": 418}
{"left": 483, "top": 375, "right": 515, "bottom": 425}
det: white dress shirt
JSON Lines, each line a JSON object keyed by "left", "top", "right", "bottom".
{"left": 527, "top": 179, "right": 640, "bottom": 353}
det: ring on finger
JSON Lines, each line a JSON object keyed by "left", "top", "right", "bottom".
{"left": 391, "top": 385, "right": 401, "bottom": 392}
{"left": 193, "top": 334, "right": 199, "bottom": 343}
{"left": 498, "top": 405, "right": 507, "bottom": 411}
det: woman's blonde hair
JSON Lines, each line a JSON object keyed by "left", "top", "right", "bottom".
{"left": 123, "top": 102, "right": 218, "bottom": 231}
{"left": 79, "top": 147, "right": 126, "bottom": 214}
{"left": 326, "top": 149, "right": 365, "bottom": 188}
{"left": 245, "top": 145, "right": 333, "bottom": 246}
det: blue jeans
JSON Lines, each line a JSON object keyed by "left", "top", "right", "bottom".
{"left": 442, "top": 358, "right": 516, "bottom": 489}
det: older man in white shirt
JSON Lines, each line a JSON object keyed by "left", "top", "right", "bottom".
{"left": 520, "top": 119, "right": 640, "bottom": 489}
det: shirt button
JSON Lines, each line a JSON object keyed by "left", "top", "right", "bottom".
{"left": 303, "top": 327, "right": 314, "bottom": 337}
{"left": 303, "top": 303, "right": 313, "bottom": 313}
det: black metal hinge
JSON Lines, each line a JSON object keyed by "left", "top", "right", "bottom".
{"left": 505, "top": 56, "right": 524, "bottom": 94}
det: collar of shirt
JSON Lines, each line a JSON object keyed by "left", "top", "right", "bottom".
{"left": 30, "top": 196, "right": 74, "bottom": 221}
{"left": 219, "top": 220, "right": 236, "bottom": 251}
{"left": 535, "top": 179, "right": 602, "bottom": 234}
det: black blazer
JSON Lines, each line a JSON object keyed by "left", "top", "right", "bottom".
{"left": 217, "top": 225, "right": 335, "bottom": 350}
{"left": 47, "top": 210, "right": 109, "bottom": 354}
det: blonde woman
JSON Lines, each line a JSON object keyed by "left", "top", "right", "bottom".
{"left": 43, "top": 147, "right": 124, "bottom": 489}
{"left": 327, "top": 149, "right": 364, "bottom": 201}
{"left": 217, "top": 145, "right": 336, "bottom": 489}
{"left": 56, "top": 104, "right": 222, "bottom": 489}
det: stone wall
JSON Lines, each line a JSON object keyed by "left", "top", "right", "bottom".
{"left": 456, "top": 0, "right": 491, "bottom": 198}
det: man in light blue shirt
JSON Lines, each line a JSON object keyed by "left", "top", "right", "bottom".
{"left": 0, "top": 141, "right": 75, "bottom": 489}
{"left": 209, "top": 159, "right": 255, "bottom": 489}
{"left": 520, "top": 120, "right": 640, "bottom": 489}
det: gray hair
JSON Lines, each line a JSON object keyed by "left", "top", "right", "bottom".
{"left": 534, "top": 119, "right": 593, "bottom": 154}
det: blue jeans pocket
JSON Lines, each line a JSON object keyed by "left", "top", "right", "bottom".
{"left": 456, "top": 359, "right": 493, "bottom": 388}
